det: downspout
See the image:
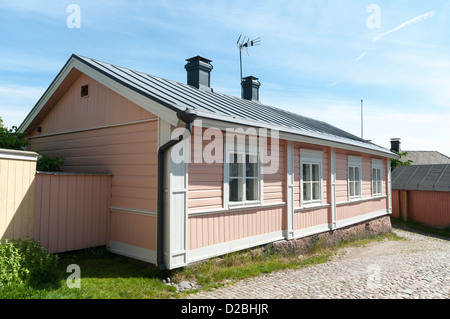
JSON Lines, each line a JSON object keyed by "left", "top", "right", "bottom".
{"left": 157, "top": 109, "right": 197, "bottom": 270}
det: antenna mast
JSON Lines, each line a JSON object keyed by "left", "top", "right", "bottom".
{"left": 361, "top": 99, "right": 364, "bottom": 139}
{"left": 237, "top": 35, "right": 261, "bottom": 94}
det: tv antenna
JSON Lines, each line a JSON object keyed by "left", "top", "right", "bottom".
{"left": 237, "top": 35, "right": 261, "bottom": 92}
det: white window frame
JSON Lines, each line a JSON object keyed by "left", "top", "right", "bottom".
{"left": 372, "top": 159, "right": 383, "bottom": 196}
{"left": 300, "top": 149, "right": 323, "bottom": 207}
{"left": 348, "top": 156, "right": 362, "bottom": 200}
{"left": 225, "top": 134, "right": 261, "bottom": 207}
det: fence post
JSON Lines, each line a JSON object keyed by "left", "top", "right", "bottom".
{"left": 401, "top": 190, "right": 408, "bottom": 222}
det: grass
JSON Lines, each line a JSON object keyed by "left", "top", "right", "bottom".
{"left": 1, "top": 231, "right": 403, "bottom": 299}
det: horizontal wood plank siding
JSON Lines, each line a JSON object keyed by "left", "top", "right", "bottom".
{"left": 29, "top": 121, "right": 158, "bottom": 212}
{"left": 188, "top": 126, "right": 224, "bottom": 211}
{"left": 264, "top": 139, "right": 285, "bottom": 204}
{"left": 109, "top": 211, "right": 156, "bottom": 250}
{"left": 28, "top": 73, "right": 155, "bottom": 137}
{"left": 336, "top": 197, "right": 387, "bottom": 221}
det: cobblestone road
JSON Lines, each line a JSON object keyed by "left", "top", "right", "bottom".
{"left": 187, "top": 228, "right": 450, "bottom": 299}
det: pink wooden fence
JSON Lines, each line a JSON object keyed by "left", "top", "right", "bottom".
{"left": 34, "top": 172, "right": 111, "bottom": 253}
{"left": 392, "top": 189, "right": 450, "bottom": 228}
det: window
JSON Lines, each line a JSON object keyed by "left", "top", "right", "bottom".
{"left": 303, "top": 163, "right": 321, "bottom": 202}
{"left": 228, "top": 148, "right": 260, "bottom": 204}
{"left": 348, "top": 156, "right": 362, "bottom": 199}
{"left": 81, "top": 84, "right": 89, "bottom": 97}
{"left": 372, "top": 159, "right": 383, "bottom": 196}
{"left": 301, "top": 149, "right": 323, "bottom": 205}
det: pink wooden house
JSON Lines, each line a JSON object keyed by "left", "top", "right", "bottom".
{"left": 19, "top": 54, "right": 395, "bottom": 270}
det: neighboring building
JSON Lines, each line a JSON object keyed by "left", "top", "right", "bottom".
{"left": 391, "top": 164, "right": 450, "bottom": 228}
{"left": 401, "top": 151, "right": 450, "bottom": 165}
{"left": 390, "top": 138, "right": 450, "bottom": 165}
{"left": 19, "top": 54, "right": 396, "bottom": 269}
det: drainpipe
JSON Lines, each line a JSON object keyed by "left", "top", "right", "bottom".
{"left": 157, "top": 109, "right": 197, "bottom": 270}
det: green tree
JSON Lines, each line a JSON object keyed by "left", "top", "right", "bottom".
{"left": 0, "top": 116, "right": 28, "bottom": 150}
{"left": 1, "top": 116, "right": 64, "bottom": 172}
{"left": 391, "top": 150, "right": 413, "bottom": 171}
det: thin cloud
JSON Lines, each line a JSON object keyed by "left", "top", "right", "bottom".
{"left": 372, "top": 10, "right": 435, "bottom": 42}
{"left": 355, "top": 52, "right": 367, "bottom": 61}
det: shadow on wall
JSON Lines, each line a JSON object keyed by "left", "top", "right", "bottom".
{"left": 0, "top": 155, "right": 37, "bottom": 242}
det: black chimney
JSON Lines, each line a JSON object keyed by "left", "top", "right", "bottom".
{"left": 185, "top": 56, "right": 213, "bottom": 92}
{"left": 390, "top": 138, "right": 401, "bottom": 153}
{"left": 241, "top": 76, "right": 260, "bottom": 101}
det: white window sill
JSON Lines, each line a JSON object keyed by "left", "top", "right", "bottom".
{"left": 337, "top": 195, "right": 387, "bottom": 206}
{"left": 295, "top": 202, "right": 330, "bottom": 211}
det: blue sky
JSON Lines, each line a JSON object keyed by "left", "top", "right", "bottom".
{"left": 1, "top": 0, "right": 449, "bottom": 155}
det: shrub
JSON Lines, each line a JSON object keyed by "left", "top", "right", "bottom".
{"left": 0, "top": 239, "right": 61, "bottom": 293}
{"left": 37, "top": 153, "right": 65, "bottom": 172}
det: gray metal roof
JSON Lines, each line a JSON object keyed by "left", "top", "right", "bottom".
{"left": 401, "top": 151, "right": 450, "bottom": 165}
{"left": 392, "top": 164, "right": 450, "bottom": 192}
{"left": 72, "top": 54, "right": 393, "bottom": 155}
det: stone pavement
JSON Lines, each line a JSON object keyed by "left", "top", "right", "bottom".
{"left": 187, "top": 228, "right": 450, "bottom": 299}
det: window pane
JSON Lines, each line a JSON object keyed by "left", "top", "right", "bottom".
{"left": 303, "top": 164, "right": 310, "bottom": 181}
{"left": 303, "top": 182, "right": 311, "bottom": 201}
{"left": 349, "top": 181, "right": 355, "bottom": 197}
{"left": 229, "top": 154, "right": 243, "bottom": 177}
{"left": 312, "top": 182, "right": 320, "bottom": 200}
{"left": 229, "top": 178, "right": 243, "bottom": 202}
{"left": 246, "top": 154, "right": 258, "bottom": 177}
{"left": 312, "top": 164, "right": 320, "bottom": 181}
{"left": 355, "top": 181, "right": 361, "bottom": 196}
{"left": 377, "top": 169, "right": 381, "bottom": 181}
{"left": 355, "top": 167, "right": 360, "bottom": 180}
{"left": 246, "top": 178, "right": 258, "bottom": 201}
{"left": 349, "top": 167, "right": 354, "bottom": 181}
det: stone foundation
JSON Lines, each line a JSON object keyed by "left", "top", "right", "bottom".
{"left": 272, "top": 215, "right": 392, "bottom": 255}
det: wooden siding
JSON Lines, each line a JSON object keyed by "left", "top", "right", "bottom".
{"left": 392, "top": 189, "right": 450, "bottom": 227}
{"left": 335, "top": 150, "right": 387, "bottom": 202}
{"left": 0, "top": 151, "right": 37, "bottom": 241}
{"left": 293, "top": 144, "right": 329, "bottom": 208}
{"left": 264, "top": 139, "right": 285, "bottom": 204}
{"left": 29, "top": 121, "right": 158, "bottom": 212}
{"left": 34, "top": 172, "right": 111, "bottom": 253}
{"left": 294, "top": 207, "right": 329, "bottom": 230}
{"left": 188, "top": 126, "right": 224, "bottom": 211}
{"left": 336, "top": 197, "right": 387, "bottom": 221}
{"left": 188, "top": 206, "right": 284, "bottom": 250}
{"left": 28, "top": 73, "right": 154, "bottom": 137}
{"left": 109, "top": 211, "right": 156, "bottom": 250}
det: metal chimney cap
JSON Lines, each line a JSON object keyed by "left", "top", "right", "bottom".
{"left": 185, "top": 56, "right": 212, "bottom": 63}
